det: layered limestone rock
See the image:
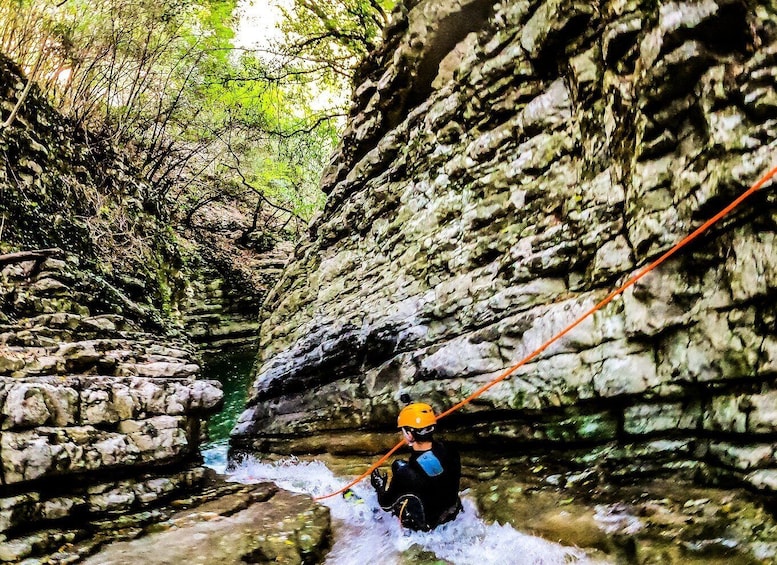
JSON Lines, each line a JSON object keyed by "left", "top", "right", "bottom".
{"left": 1, "top": 476, "right": 330, "bottom": 564}
{"left": 182, "top": 241, "right": 292, "bottom": 353}
{"left": 0, "top": 49, "right": 325, "bottom": 564}
{"left": 0, "top": 55, "right": 187, "bottom": 330}
{"left": 234, "top": 0, "right": 777, "bottom": 498}
{"left": 0, "top": 249, "right": 223, "bottom": 562}
{"left": 77, "top": 481, "right": 330, "bottom": 565}
{"left": 0, "top": 51, "right": 292, "bottom": 358}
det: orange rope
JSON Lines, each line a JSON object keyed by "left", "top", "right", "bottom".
{"left": 314, "top": 438, "right": 406, "bottom": 500}
{"left": 440, "top": 163, "right": 777, "bottom": 418}
{"left": 314, "top": 163, "right": 777, "bottom": 501}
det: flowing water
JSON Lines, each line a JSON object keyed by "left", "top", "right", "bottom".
{"left": 196, "top": 351, "right": 777, "bottom": 565}
{"left": 201, "top": 350, "right": 607, "bottom": 564}
{"left": 203, "top": 446, "right": 605, "bottom": 565}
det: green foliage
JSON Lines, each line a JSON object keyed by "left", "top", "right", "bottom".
{"left": 279, "top": 0, "right": 397, "bottom": 74}
{"left": 0, "top": 0, "right": 395, "bottom": 256}
{"left": 0, "top": 0, "right": 336, "bottom": 240}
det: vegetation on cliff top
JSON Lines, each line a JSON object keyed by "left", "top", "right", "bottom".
{"left": 0, "top": 0, "right": 394, "bottom": 325}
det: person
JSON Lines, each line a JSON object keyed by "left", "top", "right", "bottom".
{"left": 370, "top": 402, "right": 462, "bottom": 531}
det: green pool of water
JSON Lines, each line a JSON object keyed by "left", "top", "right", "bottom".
{"left": 202, "top": 347, "right": 257, "bottom": 447}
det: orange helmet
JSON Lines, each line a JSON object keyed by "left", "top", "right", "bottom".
{"left": 397, "top": 402, "right": 437, "bottom": 429}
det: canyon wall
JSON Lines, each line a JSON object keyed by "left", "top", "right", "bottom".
{"left": 0, "top": 56, "right": 225, "bottom": 561}
{"left": 0, "top": 250, "right": 223, "bottom": 562}
{"left": 182, "top": 237, "right": 292, "bottom": 354}
{"left": 233, "top": 0, "right": 777, "bottom": 494}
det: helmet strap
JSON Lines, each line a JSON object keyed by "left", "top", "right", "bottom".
{"left": 410, "top": 425, "right": 435, "bottom": 442}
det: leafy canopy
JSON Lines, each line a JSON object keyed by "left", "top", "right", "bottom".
{"left": 0, "top": 0, "right": 395, "bottom": 240}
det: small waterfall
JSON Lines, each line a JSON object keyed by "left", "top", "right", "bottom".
{"left": 207, "top": 454, "right": 607, "bottom": 565}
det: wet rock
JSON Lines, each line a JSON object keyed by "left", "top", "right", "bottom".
{"left": 467, "top": 462, "right": 777, "bottom": 564}
{"left": 0, "top": 251, "right": 223, "bottom": 556}
{"left": 623, "top": 403, "right": 700, "bottom": 436}
{"left": 79, "top": 482, "right": 331, "bottom": 565}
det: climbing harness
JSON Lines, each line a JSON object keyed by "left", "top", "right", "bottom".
{"left": 314, "top": 162, "right": 777, "bottom": 501}
{"left": 395, "top": 494, "right": 428, "bottom": 531}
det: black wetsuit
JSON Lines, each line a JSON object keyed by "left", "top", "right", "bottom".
{"left": 375, "top": 440, "right": 462, "bottom": 531}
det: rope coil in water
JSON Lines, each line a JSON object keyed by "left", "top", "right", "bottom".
{"left": 313, "top": 163, "right": 777, "bottom": 501}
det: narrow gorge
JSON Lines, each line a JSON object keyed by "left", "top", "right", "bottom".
{"left": 0, "top": 50, "right": 327, "bottom": 563}
{"left": 3, "top": 0, "right": 777, "bottom": 562}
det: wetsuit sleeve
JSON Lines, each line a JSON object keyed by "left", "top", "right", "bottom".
{"left": 376, "top": 460, "right": 417, "bottom": 510}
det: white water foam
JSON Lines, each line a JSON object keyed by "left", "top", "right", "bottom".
{"left": 221, "top": 454, "right": 603, "bottom": 565}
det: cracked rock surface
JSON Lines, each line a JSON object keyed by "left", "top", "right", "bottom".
{"left": 234, "top": 0, "right": 777, "bottom": 509}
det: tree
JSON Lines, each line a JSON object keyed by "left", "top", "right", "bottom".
{"left": 0, "top": 0, "right": 334, "bottom": 231}
{"left": 0, "top": 0, "right": 378, "bottom": 250}
{"left": 278, "top": 0, "right": 395, "bottom": 79}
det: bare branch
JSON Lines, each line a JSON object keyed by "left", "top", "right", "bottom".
{"left": 263, "top": 112, "right": 346, "bottom": 139}
{"left": 224, "top": 145, "right": 306, "bottom": 227}
{"left": 1, "top": 37, "right": 46, "bottom": 129}
{"left": 0, "top": 248, "right": 62, "bottom": 265}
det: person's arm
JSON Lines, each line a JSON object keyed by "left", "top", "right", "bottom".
{"left": 373, "top": 460, "right": 414, "bottom": 510}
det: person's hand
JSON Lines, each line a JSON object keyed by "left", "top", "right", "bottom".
{"left": 370, "top": 469, "right": 387, "bottom": 492}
